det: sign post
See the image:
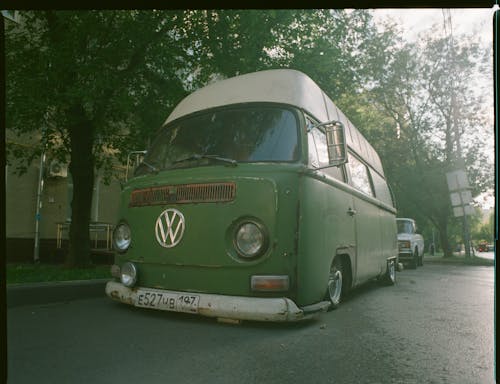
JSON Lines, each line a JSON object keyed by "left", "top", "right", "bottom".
{"left": 446, "top": 169, "right": 474, "bottom": 258}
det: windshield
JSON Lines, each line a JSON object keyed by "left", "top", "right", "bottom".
{"left": 135, "top": 105, "right": 300, "bottom": 176}
{"left": 397, "top": 220, "right": 414, "bottom": 234}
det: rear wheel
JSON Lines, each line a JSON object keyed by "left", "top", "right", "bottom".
{"left": 326, "top": 258, "right": 343, "bottom": 310}
{"left": 382, "top": 259, "right": 396, "bottom": 285}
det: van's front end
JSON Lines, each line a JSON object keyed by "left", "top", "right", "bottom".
{"left": 105, "top": 104, "right": 328, "bottom": 322}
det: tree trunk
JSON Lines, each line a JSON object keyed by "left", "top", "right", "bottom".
{"left": 66, "top": 105, "right": 95, "bottom": 267}
{"left": 436, "top": 219, "right": 453, "bottom": 258}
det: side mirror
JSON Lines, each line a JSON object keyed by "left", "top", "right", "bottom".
{"left": 315, "top": 120, "right": 347, "bottom": 166}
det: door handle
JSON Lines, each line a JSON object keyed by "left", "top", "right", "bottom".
{"left": 347, "top": 207, "right": 357, "bottom": 216}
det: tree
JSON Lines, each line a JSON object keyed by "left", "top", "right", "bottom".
{"left": 180, "top": 9, "right": 378, "bottom": 99}
{"left": 6, "top": 11, "right": 190, "bottom": 266}
{"left": 471, "top": 210, "right": 494, "bottom": 244}
{"left": 342, "top": 19, "right": 493, "bottom": 257}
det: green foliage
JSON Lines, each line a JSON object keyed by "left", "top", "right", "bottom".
{"left": 471, "top": 210, "right": 495, "bottom": 243}
{"left": 6, "top": 11, "right": 187, "bottom": 172}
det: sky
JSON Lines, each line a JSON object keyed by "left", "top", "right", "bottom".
{"left": 371, "top": 7, "right": 496, "bottom": 46}
{"left": 371, "top": 8, "right": 497, "bottom": 211}
{"left": 370, "top": 7, "right": 495, "bottom": 109}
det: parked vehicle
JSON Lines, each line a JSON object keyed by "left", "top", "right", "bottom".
{"left": 397, "top": 218, "right": 425, "bottom": 269}
{"left": 105, "top": 69, "right": 398, "bottom": 322}
{"left": 477, "top": 242, "right": 489, "bottom": 252}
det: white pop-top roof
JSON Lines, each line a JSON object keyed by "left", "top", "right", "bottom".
{"left": 165, "top": 69, "right": 383, "bottom": 175}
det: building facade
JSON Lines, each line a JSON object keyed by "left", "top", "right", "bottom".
{"left": 6, "top": 148, "right": 123, "bottom": 264}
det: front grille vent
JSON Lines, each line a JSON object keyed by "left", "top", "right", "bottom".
{"left": 129, "top": 182, "right": 236, "bottom": 207}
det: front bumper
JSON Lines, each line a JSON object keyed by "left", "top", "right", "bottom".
{"left": 105, "top": 281, "right": 329, "bottom": 322}
{"left": 398, "top": 251, "right": 413, "bottom": 261}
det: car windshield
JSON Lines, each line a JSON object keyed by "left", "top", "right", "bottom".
{"left": 397, "top": 220, "right": 414, "bottom": 234}
{"left": 135, "top": 105, "right": 300, "bottom": 176}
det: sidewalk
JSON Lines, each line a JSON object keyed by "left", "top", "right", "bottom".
{"left": 424, "top": 251, "right": 494, "bottom": 266}
{"left": 7, "top": 278, "right": 109, "bottom": 308}
{"left": 6, "top": 251, "right": 494, "bottom": 308}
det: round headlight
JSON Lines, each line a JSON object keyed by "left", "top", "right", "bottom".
{"left": 113, "top": 222, "right": 131, "bottom": 252}
{"left": 120, "top": 262, "right": 137, "bottom": 287}
{"left": 235, "top": 222, "right": 267, "bottom": 258}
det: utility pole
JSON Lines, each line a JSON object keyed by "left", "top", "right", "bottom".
{"left": 443, "top": 9, "right": 472, "bottom": 258}
{"left": 34, "top": 152, "right": 46, "bottom": 263}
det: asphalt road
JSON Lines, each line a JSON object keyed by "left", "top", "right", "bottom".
{"left": 7, "top": 264, "right": 495, "bottom": 384}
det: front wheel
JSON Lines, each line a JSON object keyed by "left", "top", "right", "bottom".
{"left": 326, "top": 258, "right": 343, "bottom": 310}
{"left": 418, "top": 250, "right": 424, "bottom": 266}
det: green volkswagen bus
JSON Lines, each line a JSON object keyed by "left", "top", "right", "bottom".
{"left": 106, "top": 69, "right": 398, "bottom": 322}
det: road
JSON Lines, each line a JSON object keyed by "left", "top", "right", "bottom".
{"left": 475, "top": 250, "right": 495, "bottom": 261}
{"left": 7, "top": 264, "right": 495, "bottom": 384}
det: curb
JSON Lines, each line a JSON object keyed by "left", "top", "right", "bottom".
{"left": 422, "top": 257, "right": 494, "bottom": 267}
{"left": 7, "top": 279, "right": 109, "bottom": 308}
{"left": 6, "top": 256, "right": 494, "bottom": 308}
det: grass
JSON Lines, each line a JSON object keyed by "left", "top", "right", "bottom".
{"left": 6, "top": 263, "right": 111, "bottom": 285}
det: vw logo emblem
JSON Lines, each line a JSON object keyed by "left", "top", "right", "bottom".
{"left": 155, "top": 208, "right": 185, "bottom": 248}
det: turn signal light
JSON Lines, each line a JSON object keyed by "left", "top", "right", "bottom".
{"left": 251, "top": 275, "right": 289, "bottom": 292}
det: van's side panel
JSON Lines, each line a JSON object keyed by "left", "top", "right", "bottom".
{"left": 296, "top": 172, "right": 355, "bottom": 306}
{"left": 379, "top": 208, "right": 398, "bottom": 265}
{"left": 371, "top": 171, "right": 398, "bottom": 264}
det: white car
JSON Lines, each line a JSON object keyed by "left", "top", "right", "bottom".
{"left": 397, "top": 218, "right": 425, "bottom": 269}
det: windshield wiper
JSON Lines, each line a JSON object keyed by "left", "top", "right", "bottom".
{"left": 172, "top": 154, "right": 238, "bottom": 167}
{"left": 137, "top": 160, "right": 159, "bottom": 174}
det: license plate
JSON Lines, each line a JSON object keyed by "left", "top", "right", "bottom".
{"left": 136, "top": 289, "right": 200, "bottom": 313}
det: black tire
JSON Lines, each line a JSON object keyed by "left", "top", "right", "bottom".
{"left": 382, "top": 258, "right": 396, "bottom": 285}
{"left": 325, "top": 258, "right": 343, "bottom": 310}
{"left": 418, "top": 250, "right": 424, "bottom": 266}
{"left": 409, "top": 250, "right": 418, "bottom": 269}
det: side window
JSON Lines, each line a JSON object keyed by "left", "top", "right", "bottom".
{"left": 307, "top": 118, "right": 345, "bottom": 182}
{"left": 310, "top": 127, "right": 329, "bottom": 166}
{"left": 370, "top": 169, "right": 394, "bottom": 207}
{"left": 306, "top": 117, "right": 320, "bottom": 168}
{"left": 347, "top": 153, "right": 374, "bottom": 197}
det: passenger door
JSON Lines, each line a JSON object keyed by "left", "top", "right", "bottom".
{"left": 346, "top": 152, "right": 382, "bottom": 283}
{"left": 302, "top": 122, "right": 356, "bottom": 302}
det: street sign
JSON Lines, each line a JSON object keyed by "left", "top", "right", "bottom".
{"left": 445, "top": 168, "right": 473, "bottom": 257}
{"left": 453, "top": 205, "right": 474, "bottom": 218}
{"left": 446, "top": 169, "right": 473, "bottom": 217}
{"left": 446, "top": 169, "right": 470, "bottom": 192}
{"left": 450, "top": 190, "right": 472, "bottom": 206}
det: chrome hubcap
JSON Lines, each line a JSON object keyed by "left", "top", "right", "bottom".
{"left": 328, "top": 268, "right": 342, "bottom": 303}
{"left": 389, "top": 261, "right": 395, "bottom": 281}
